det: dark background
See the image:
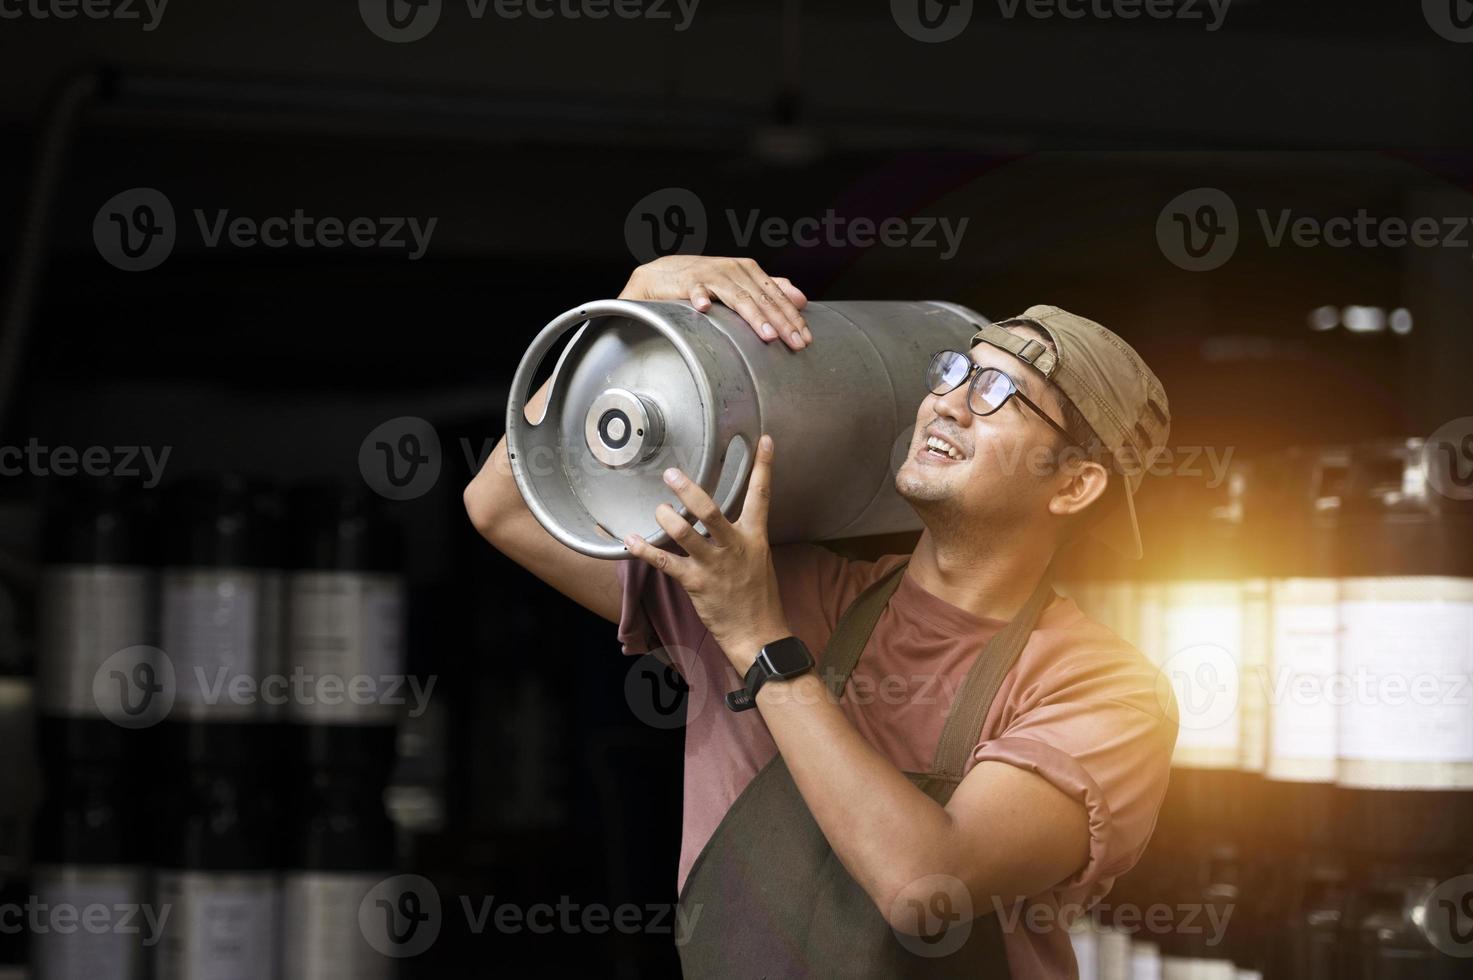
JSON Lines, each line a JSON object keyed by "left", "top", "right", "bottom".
{"left": 1, "top": 1, "right": 1472, "bottom": 976}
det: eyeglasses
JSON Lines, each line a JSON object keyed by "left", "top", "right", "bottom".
{"left": 925, "top": 349, "right": 1078, "bottom": 447}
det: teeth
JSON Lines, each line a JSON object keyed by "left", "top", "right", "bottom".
{"left": 926, "top": 435, "right": 964, "bottom": 461}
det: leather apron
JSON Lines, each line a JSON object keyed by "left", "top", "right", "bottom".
{"left": 676, "top": 558, "right": 1057, "bottom": 979}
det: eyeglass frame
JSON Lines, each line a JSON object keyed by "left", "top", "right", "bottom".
{"left": 925, "top": 348, "right": 1080, "bottom": 449}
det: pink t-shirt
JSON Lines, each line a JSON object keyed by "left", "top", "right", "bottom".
{"left": 615, "top": 543, "right": 1176, "bottom": 979}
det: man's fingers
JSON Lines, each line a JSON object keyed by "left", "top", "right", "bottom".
{"left": 772, "top": 276, "right": 807, "bottom": 309}
{"left": 663, "top": 467, "right": 735, "bottom": 545}
{"left": 689, "top": 283, "right": 714, "bottom": 312}
{"left": 623, "top": 532, "right": 689, "bottom": 580}
{"left": 752, "top": 274, "right": 810, "bottom": 348}
{"left": 710, "top": 278, "right": 785, "bottom": 346}
{"left": 653, "top": 502, "right": 716, "bottom": 558}
{"left": 741, "top": 433, "right": 775, "bottom": 532}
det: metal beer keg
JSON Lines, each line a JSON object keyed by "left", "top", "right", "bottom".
{"left": 506, "top": 299, "right": 987, "bottom": 559}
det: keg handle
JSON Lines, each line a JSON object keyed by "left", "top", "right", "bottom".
{"left": 506, "top": 300, "right": 731, "bottom": 559}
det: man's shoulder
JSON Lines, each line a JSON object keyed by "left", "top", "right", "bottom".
{"left": 1025, "top": 598, "right": 1170, "bottom": 719}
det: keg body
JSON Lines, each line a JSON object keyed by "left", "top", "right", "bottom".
{"left": 507, "top": 299, "right": 986, "bottom": 559}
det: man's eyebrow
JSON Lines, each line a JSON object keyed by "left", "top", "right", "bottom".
{"left": 975, "top": 344, "right": 1048, "bottom": 403}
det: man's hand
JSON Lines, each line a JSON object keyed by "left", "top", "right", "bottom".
{"left": 619, "top": 255, "right": 813, "bottom": 350}
{"left": 622, "top": 433, "right": 790, "bottom": 671}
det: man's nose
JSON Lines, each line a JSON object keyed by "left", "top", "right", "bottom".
{"left": 931, "top": 384, "right": 973, "bottom": 427}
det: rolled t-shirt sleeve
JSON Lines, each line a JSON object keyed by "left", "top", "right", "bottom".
{"left": 969, "top": 642, "right": 1177, "bottom": 911}
{"left": 614, "top": 557, "right": 707, "bottom": 663}
{"left": 613, "top": 542, "right": 878, "bottom": 669}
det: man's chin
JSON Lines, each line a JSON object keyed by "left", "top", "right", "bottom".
{"left": 894, "top": 464, "right": 951, "bottom": 503}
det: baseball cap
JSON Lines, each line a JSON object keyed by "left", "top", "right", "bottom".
{"left": 970, "top": 305, "right": 1171, "bottom": 560}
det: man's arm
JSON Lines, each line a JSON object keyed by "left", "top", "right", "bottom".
{"left": 744, "top": 663, "right": 1091, "bottom": 932}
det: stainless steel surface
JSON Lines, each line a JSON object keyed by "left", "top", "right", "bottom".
{"left": 506, "top": 299, "right": 987, "bottom": 559}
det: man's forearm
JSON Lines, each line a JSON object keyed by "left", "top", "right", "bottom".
{"left": 733, "top": 633, "right": 965, "bottom": 921}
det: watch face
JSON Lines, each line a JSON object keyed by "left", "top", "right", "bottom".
{"left": 761, "top": 636, "right": 813, "bottom": 677}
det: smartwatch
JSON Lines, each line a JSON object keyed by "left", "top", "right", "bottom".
{"left": 725, "top": 636, "right": 814, "bottom": 712}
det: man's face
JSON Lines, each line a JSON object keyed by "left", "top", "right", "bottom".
{"left": 894, "top": 327, "right": 1071, "bottom": 538}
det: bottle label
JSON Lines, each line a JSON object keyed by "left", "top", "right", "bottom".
{"left": 1161, "top": 957, "right": 1236, "bottom": 980}
{"left": 1266, "top": 578, "right": 1339, "bottom": 783}
{"left": 281, "top": 872, "right": 392, "bottom": 980}
{"left": 30, "top": 864, "right": 148, "bottom": 980}
{"left": 1239, "top": 578, "right": 1271, "bottom": 774}
{"left": 1130, "top": 941, "right": 1162, "bottom": 980}
{"left": 162, "top": 570, "right": 278, "bottom": 721}
{"left": 285, "top": 572, "right": 405, "bottom": 725}
{"left": 153, "top": 871, "right": 278, "bottom": 980}
{"left": 1337, "top": 576, "right": 1473, "bottom": 789}
{"left": 37, "top": 567, "right": 155, "bottom": 718}
{"left": 1160, "top": 581, "right": 1244, "bottom": 769}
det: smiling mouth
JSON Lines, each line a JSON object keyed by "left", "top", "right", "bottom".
{"left": 922, "top": 433, "right": 966, "bottom": 462}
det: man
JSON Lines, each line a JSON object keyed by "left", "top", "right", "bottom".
{"left": 465, "top": 254, "right": 1177, "bottom": 978}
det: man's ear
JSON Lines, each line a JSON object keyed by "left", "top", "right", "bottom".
{"left": 1048, "top": 458, "right": 1109, "bottom": 518}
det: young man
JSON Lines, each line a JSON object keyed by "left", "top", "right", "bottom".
{"left": 465, "top": 255, "right": 1177, "bottom": 978}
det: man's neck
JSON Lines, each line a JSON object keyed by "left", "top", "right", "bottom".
{"left": 905, "top": 526, "right": 1056, "bottom": 623}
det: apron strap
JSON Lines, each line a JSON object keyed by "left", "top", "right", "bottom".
{"left": 818, "top": 560, "right": 910, "bottom": 698}
{"left": 930, "top": 558, "right": 1058, "bottom": 779}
